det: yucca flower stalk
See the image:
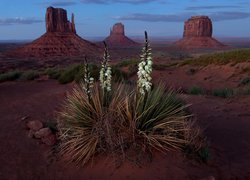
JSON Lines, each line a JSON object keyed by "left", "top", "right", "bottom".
{"left": 82, "top": 57, "right": 94, "bottom": 102}
{"left": 99, "top": 41, "right": 112, "bottom": 107}
{"left": 137, "top": 31, "right": 153, "bottom": 96}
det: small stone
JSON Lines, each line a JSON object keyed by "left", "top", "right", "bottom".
{"left": 41, "top": 134, "right": 56, "bottom": 146}
{"left": 27, "top": 130, "right": 35, "bottom": 138}
{"left": 34, "top": 128, "right": 52, "bottom": 139}
{"left": 26, "top": 120, "right": 43, "bottom": 131}
{"left": 20, "top": 116, "right": 29, "bottom": 121}
{"left": 200, "top": 176, "right": 215, "bottom": 180}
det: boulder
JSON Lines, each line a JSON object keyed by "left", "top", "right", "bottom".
{"left": 26, "top": 120, "right": 43, "bottom": 131}
{"left": 41, "top": 134, "right": 56, "bottom": 146}
{"left": 34, "top": 127, "right": 52, "bottom": 139}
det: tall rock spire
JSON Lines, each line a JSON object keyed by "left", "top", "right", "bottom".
{"left": 45, "top": 6, "right": 76, "bottom": 34}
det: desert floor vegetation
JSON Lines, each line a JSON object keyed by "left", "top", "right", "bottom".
{"left": 57, "top": 32, "right": 204, "bottom": 166}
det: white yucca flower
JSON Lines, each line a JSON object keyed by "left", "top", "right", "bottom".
{"left": 137, "top": 31, "right": 153, "bottom": 95}
{"left": 82, "top": 58, "right": 94, "bottom": 99}
{"left": 99, "top": 42, "right": 112, "bottom": 92}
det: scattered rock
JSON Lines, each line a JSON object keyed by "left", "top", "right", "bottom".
{"left": 104, "top": 22, "right": 138, "bottom": 47}
{"left": 26, "top": 120, "right": 43, "bottom": 131}
{"left": 200, "top": 175, "right": 215, "bottom": 180}
{"left": 41, "top": 134, "right": 56, "bottom": 146}
{"left": 20, "top": 116, "right": 29, "bottom": 121}
{"left": 34, "top": 128, "right": 52, "bottom": 139}
{"left": 175, "top": 16, "right": 225, "bottom": 49}
{"left": 27, "top": 130, "right": 35, "bottom": 138}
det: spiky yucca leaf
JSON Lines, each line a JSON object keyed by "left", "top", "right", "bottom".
{"left": 57, "top": 83, "right": 132, "bottom": 166}
{"left": 58, "top": 83, "right": 102, "bottom": 165}
{"left": 122, "top": 84, "right": 195, "bottom": 152}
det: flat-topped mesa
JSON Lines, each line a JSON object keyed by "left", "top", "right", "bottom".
{"left": 110, "top": 23, "right": 125, "bottom": 36}
{"left": 183, "top": 16, "right": 212, "bottom": 38}
{"left": 46, "top": 6, "right": 76, "bottom": 33}
{"left": 175, "top": 15, "right": 225, "bottom": 49}
{"left": 104, "top": 22, "right": 138, "bottom": 47}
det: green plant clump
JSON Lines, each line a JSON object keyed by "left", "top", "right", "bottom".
{"left": 188, "top": 85, "right": 204, "bottom": 95}
{"left": 21, "top": 70, "right": 39, "bottom": 80}
{"left": 212, "top": 88, "right": 234, "bottom": 98}
{"left": 240, "top": 77, "right": 250, "bottom": 85}
{"left": 45, "top": 68, "right": 63, "bottom": 80}
{"left": 181, "top": 48, "right": 250, "bottom": 66}
{"left": 0, "top": 70, "right": 22, "bottom": 83}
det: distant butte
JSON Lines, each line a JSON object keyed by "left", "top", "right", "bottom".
{"left": 175, "top": 16, "right": 225, "bottom": 49}
{"left": 104, "top": 23, "right": 138, "bottom": 47}
{"left": 9, "top": 7, "right": 100, "bottom": 58}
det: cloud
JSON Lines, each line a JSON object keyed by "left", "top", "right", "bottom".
{"left": 185, "top": 5, "right": 241, "bottom": 10}
{"left": 115, "top": 13, "right": 192, "bottom": 22}
{"left": 0, "top": 17, "right": 43, "bottom": 25}
{"left": 40, "top": 1, "right": 77, "bottom": 7}
{"left": 49, "top": 1, "right": 77, "bottom": 6}
{"left": 115, "top": 11, "right": 250, "bottom": 22}
{"left": 80, "top": 0, "right": 160, "bottom": 4}
{"left": 210, "top": 12, "right": 250, "bottom": 21}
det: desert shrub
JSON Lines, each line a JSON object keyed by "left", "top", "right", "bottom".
{"left": 57, "top": 32, "right": 202, "bottom": 166}
{"left": 186, "top": 68, "right": 198, "bottom": 75}
{"left": 187, "top": 85, "right": 204, "bottom": 95}
{"left": 243, "top": 86, "right": 250, "bottom": 95}
{"left": 152, "top": 64, "right": 167, "bottom": 71}
{"left": 58, "top": 64, "right": 82, "bottom": 84}
{"left": 112, "top": 66, "right": 128, "bottom": 82}
{"left": 212, "top": 88, "right": 234, "bottom": 98}
{"left": 45, "top": 68, "right": 63, "bottom": 79}
{"left": 0, "top": 70, "right": 22, "bottom": 82}
{"left": 183, "top": 144, "right": 209, "bottom": 163}
{"left": 21, "top": 70, "right": 39, "bottom": 80}
{"left": 116, "top": 59, "right": 139, "bottom": 67}
{"left": 180, "top": 48, "right": 250, "bottom": 66}
{"left": 74, "top": 64, "right": 99, "bottom": 83}
{"left": 240, "top": 77, "right": 250, "bottom": 85}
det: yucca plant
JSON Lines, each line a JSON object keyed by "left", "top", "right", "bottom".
{"left": 58, "top": 83, "right": 131, "bottom": 165}
{"left": 137, "top": 31, "right": 153, "bottom": 96}
{"left": 57, "top": 31, "right": 203, "bottom": 166}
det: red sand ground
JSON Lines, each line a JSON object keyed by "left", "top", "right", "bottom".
{"left": 0, "top": 71, "right": 250, "bottom": 179}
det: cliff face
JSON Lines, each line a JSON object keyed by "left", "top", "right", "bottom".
{"left": 9, "top": 7, "right": 100, "bottom": 58}
{"left": 175, "top": 16, "right": 225, "bottom": 49}
{"left": 183, "top": 16, "right": 212, "bottom": 38}
{"left": 104, "top": 23, "right": 138, "bottom": 47}
{"left": 45, "top": 7, "right": 76, "bottom": 33}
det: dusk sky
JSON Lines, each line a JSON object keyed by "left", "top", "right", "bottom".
{"left": 0, "top": 0, "right": 250, "bottom": 40}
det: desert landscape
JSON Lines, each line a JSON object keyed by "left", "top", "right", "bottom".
{"left": 0, "top": 1, "right": 250, "bottom": 180}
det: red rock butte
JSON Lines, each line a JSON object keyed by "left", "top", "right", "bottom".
{"left": 104, "top": 23, "right": 138, "bottom": 47}
{"left": 175, "top": 16, "right": 225, "bottom": 49}
{"left": 9, "top": 7, "right": 100, "bottom": 58}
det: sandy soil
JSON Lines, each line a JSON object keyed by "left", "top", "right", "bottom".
{"left": 0, "top": 78, "right": 250, "bottom": 179}
{"left": 153, "top": 63, "right": 250, "bottom": 91}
